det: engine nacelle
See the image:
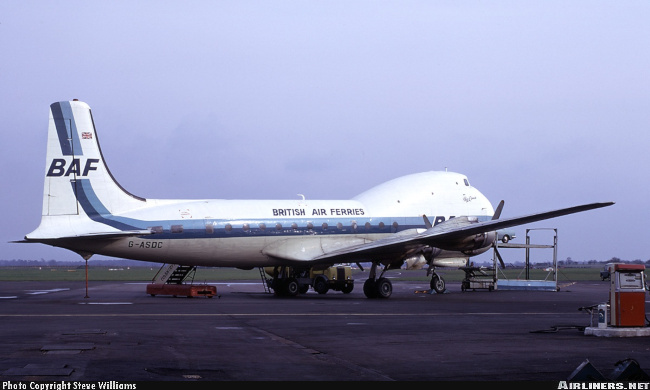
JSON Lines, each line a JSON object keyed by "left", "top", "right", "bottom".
{"left": 404, "top": 246, "right": 443, "bottom": 269}
{"left": 433, "top": 217, "right": 497, "bottom": 252}
{"left": 431, "top": 257, "right": 470, "bottom": 268}
{"left": 442, "top": 230, "right": 497, "bottom": 253}
{"left": 404, "top": 254, "right": 427, "bottom": 270}
{"left": 463, "top": 230, "right": 497, "bottom": 252}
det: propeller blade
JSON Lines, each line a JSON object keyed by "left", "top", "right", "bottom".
{"left": 492, "top": 200, "right": 505, "bottom": 220}
{"left": 423, "top": 215, "right": 433, "bottom": 229}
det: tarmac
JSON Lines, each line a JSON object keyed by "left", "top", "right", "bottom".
{"left": 0, "top": 278, "right": 649, "bottom": 382}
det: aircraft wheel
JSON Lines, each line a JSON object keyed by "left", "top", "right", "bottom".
{"left": 376, "top": 277, "right": 392, "bottom": 299}
{"left": 363, "top": 279, "right": 378, "bottom": 298}
{"left": 286, "top": 279, "right": 300, "bottom": 296}
{"left": 272, "top": 280, "right": 285, "bottom": 296}
{"left": 431, "top": 275, "right": 446, "bottom": 294}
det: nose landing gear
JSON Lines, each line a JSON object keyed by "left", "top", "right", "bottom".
{"left": 430, "top": 272, "right": 446, "bottom": 294}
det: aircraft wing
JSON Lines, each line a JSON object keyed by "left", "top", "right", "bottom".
{"left": 311, "top": 201, "right": 614, "bottom": 264}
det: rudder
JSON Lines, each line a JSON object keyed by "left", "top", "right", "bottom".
{"left": 42, "top": 100, "right": 145, "bottom": 217}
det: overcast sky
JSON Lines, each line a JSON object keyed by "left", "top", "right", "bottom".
{"left": 1, "top": 1, "right": 648, "bottom": 265}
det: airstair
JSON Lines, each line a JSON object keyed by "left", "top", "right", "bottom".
{"left": 146, "top": 264, "right": 217, "bottom": 298}
{"left": 258, "top": 267, "right": 271, "bottom": 293}
{"left": 152, "top": 264, "right": 196, "bottom": 284}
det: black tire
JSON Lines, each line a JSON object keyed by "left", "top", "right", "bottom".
{"left": 376, "top": 278, "right": 392, "bottom": 299}
{"left": 363, "top": 279, "right": 378, "bottom": 298}
{"left": 286, "top": 279, "right": 300, "bottom": 296}
{"left": 431, "top": 275, "right": 446, "bottom": 293}
{"left": 341, "top": 282, "right": 354, "bottom": 294}
{"left": 313, "top": 277, "right": 329, "bottom": 294}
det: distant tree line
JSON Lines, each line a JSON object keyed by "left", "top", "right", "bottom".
{"left": 2, "top": 257, "right": 649, "bottom": 268}
{"left": 466, "top": 256, "right": 650, "bottom": 268}
{"left": 562, "top": 257, "right": 650, "bottom": 266}
{"left": 0, "top": 259, "right": 160, "bottom": 267}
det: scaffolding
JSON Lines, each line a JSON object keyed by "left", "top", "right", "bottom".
{"left": 493, "top": 228, "right": 558, "bottom": 291}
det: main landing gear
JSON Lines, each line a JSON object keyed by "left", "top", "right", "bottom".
{"left": 361, "top": 263, "right": 447, "bottom": 298}
{"left": 363, "top": 263, "right": 393, "bottom": 299}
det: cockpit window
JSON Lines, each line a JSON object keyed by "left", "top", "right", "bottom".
{"left": 464, "top": 179, "right": 470, "bottom": 186}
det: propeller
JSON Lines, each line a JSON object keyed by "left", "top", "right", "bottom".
{"left": 422, "top": 200, "right": 507, "bottom": 268}
{"left": 423, "top": 215, "right": 433, "bottom": 229}
{"left": 424, "top": 199, "right": 504, "bottom": 228}
{"left": 492, "top": 200, "right": 505, "bottom": 220}
{"left": 492, "top": 200, "right": 506, "bottom": 268}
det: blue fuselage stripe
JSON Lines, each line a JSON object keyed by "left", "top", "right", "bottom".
{"left": 75, "top": 179, "right": 139, "bottom": 230}
{"left": 51, "top": 101, "right": 83, "bottom": 156}
{"left": 75, "top": 181, "right": 490, "bottom": 239}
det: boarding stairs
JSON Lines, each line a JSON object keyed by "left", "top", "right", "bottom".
{"left": 258, "top": 267, "right": 271, "bottom": 293}
{"left": 147, "top": 264, "right": 217, "bottom": 298}
{"left": 152, "top": 264, "right": 196, "bottom": 285}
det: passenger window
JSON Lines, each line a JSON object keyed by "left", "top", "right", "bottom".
{"left": 205, "top": 224, "right": 214, "bottom": 234}
{"left": 171, "top": 225, "right": 183, "bottom": 234}
{"left": 150, "top": 226, "right": 163, "bottom": 234}
{"left": 225, "top": 223, "right": 233, "bottom": 233}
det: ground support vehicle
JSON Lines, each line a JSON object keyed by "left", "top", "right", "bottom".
{"left": 460, "top": 266, "right": 496, "bottom": 292}
{"left": 264, "top": 265, "right": 354, "bottom": 296}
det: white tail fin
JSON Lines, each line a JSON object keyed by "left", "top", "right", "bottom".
{"left": 27, "top": 100, "right": 147, "bottom": 240}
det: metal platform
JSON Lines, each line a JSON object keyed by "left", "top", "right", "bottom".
{"left": 584, "top": 327, "right": 650, "bottom": 337}
{"left": 493, "top": 228, "right": 558, "bottom": 291}
{"left": 497, "top": 279, "right": 558, "bottom": 291}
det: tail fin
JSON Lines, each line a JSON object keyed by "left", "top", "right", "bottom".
{"left": 27, "top": 100, "right": 146, "bottom": 240}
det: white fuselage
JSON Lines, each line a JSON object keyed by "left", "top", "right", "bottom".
{"left": 46, "top": 171, "right": 494, "bottom": 267}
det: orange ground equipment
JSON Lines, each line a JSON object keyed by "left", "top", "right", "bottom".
{"left": 608, "top": 263, "right": 646, "bottom": 327}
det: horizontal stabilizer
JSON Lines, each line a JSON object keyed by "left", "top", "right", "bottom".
{"left": 20, "top": 229, "right": 153, "bottom": 244}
